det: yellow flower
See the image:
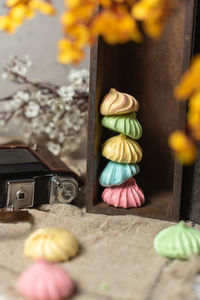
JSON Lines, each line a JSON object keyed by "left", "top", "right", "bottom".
{"left": 188, "top": 110, "right": 200, "bottom": 127}
{"left": 67, "top": 25, "right": 90, "bottom": 47}
{"left": 9, "top": 4, "right": 27, "bottom": 21}
{"left": 191, "top": 128, "right": 200, "bottom": 140}
{"left": 99, "top": 0, "right": 112, "bottom": 8}
{"left": 174, "top": 55, "right": 200, "bottom": 100}
{"left": 57, "top": 38, "right": 85, "bottom": 64}
{"left": 0, "top": 0, "right": 56, "bottom": 34}
{"left": 6, "top": 0, "right": 23, "bottom": 7}
{"left": 65, "top": 0, "right": 82, "bottom": 10}
{"left": 61, "top": 11, "right": 76, "bottom": 27}
{"left": 189, "top": 92, "right": 200, "bottom": 111}
{"left": 168, "top": 131, "right": 190, "bottom": 152}
{"left": 0, "top": 14, "right": 22, "bottom": 33}
{"left": 143, "top": 19, "right": 163, "bottom": 38}
{"left": 61, "top": 4, "right": 95, "bottom": 27}
{"left": 168, "top": 131, "right": 197, "bottom": 164}
{"left": 0, "top": 16, "right": 10, "bottom": 30}
{"left": 132, "top": 0, "right": 174, "bottom": 38}
{"left": 26, "top": 7, "right": 36, "bottom": 19}
{"left": 92, "top": 8, "right": 142, "bottom": 44}
{"left": 29, "top": 0, "right": 56, "bottom": 15}
{"left": 176, "top": 147, "right": 197, "bottom": 165}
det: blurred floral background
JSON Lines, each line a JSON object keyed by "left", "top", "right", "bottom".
{"left": 0, "top": 1, "right": 90, "bottom": 167}
{"left": 0, "top": 56, "right": 89, "bottom": 156}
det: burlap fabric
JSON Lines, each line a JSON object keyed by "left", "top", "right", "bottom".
{"left": 0, "top": 196, "right": 199, "bottom": 300}
{"left": 0, "top": 148, "right": 199, "bottom": 300}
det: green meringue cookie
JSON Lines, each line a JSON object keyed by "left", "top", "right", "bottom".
{"left": 101, "top": 113, "right": 142, "bottom": 140}
{"left": 154, "top": 221, "right": 200, "bottom": 259}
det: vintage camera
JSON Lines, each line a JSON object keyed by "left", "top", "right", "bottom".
{"left": 0, "top": 145, "right": 82, "bottom": 209}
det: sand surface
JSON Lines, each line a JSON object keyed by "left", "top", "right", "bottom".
{"left": 0, "top": 193, "right": 199, "bottom": 300}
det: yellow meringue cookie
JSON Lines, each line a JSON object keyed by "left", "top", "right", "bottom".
{"left": 100, "top": 88, "right": 139, "bottom": 115}
{"left": 24, "top": 227, "right": 79, "bottom": 262}
{"left": 102, "top": 134, "right": 142, "bottom": 163}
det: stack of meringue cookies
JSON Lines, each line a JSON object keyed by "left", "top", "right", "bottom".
{"left": 99, "top": 88, "right": 145, "bottom": 209}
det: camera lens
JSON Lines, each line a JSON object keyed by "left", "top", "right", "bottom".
{"left": 16, "top": 189, "right": 27, "bottom": 201}
{"left": 57, "top": 179, "right": 78, "bottom": 204}
{"left": 62, "top": 184, "right": 76, "bottom": 200}
{"left": 18, "top": 192, "right": 25, "bottom": 199}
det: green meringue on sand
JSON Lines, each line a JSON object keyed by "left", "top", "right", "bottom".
{"left": 154, "top": 221, "right": 200, "bottom": 259}
{"left": 101, "top": 113, "right": 142, "bottom": 140}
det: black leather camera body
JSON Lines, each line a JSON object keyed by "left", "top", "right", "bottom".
{"left": 0, "top": 144, "right": 82, "bottom": 209}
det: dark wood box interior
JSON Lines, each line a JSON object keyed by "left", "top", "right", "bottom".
{"left": 86, "top": 1, "right": 196, "bottom": 221}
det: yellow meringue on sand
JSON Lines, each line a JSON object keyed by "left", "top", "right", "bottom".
{"left": 100, "top": 88, "right": 139, "bottom": 116}
{"left": 24, "top": 227, "right": 79, "bottom": 262}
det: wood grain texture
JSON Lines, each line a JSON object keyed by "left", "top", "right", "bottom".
{"left": 86, "top": 1, "right": 196, "bottom": 220}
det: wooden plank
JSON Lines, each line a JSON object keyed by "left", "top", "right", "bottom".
{"left": 86, "top": 1, "right": 196, "bottom": 220}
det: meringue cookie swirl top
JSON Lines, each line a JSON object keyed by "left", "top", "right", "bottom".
{"left": 154, "top": 221, "right": 200, "bottom": 259}
{"left": 102, "top": 134, "right": 142, "bottom": 163}
{"left": 101, "top": 113, "right": 142, "bottom": 139}
{"left": 100, "top": 88, "right": 139, "bottom": 115}
{"left": 24, "top": 227, "right": 79, "bottom": 262}
{"left": 102, "top": 177, "right": 145, "bottom": 208}
{"left": 99, "top": 161, "right": 140, "bottom": 187}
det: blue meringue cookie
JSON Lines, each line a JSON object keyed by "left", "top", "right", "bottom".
{"left": 99, "top": 161, "right": 140, "bottom": 187}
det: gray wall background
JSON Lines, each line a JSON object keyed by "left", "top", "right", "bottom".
{"left": 0, "top": 1, "right": 89, "bottom": 97}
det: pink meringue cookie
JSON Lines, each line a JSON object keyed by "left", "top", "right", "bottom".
{"left": 102, "top": 177, "right": 145, "bottom": 208}
{"left": 17, "top": 259, "right": 74, "bottom": 300}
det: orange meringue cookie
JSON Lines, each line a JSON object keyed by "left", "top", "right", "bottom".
{"left": 100, "top": 88, "right": 139, "bottom": 115}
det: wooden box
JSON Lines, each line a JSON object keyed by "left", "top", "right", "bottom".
{"left": 86, "top": 1, "right": 198, "bottom": 221}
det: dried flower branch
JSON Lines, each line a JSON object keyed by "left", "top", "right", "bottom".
{"left": 0, "top": 56, "right": 89, "bottom": 156}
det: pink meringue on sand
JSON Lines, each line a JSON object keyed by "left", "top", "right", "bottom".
{"left": 18, "top": 259, "right": 74, "bottom": 300}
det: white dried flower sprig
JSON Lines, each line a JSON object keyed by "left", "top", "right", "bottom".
{"left": 0, "top": 56, "right": 89, "bottom": 156}
{"left": 2, "top": 55, "right": 32, "bottom": 82}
